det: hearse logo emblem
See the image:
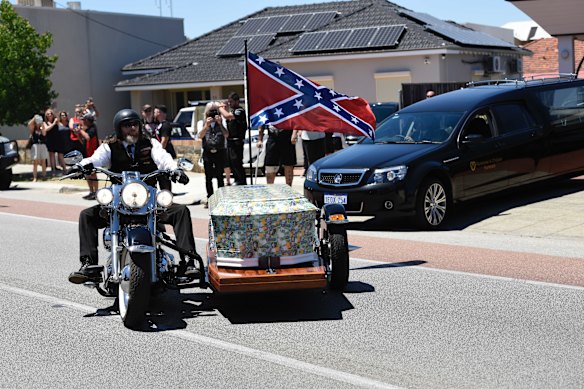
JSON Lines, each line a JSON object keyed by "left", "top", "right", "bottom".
{"left": 334, "top": 174, "right": 342, "bottom": 184}
{"left": 470, "top": 161, "right": 477, "bottom": 172}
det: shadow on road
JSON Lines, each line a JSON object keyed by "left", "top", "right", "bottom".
{"left": 84, "top": 282, "right": 375, "bottom": 329}
{"left": 347, "top": 177, "right": 584, "bottom": 232}
{"left": 352, "top": 260, "right": 426, "bottom": 271}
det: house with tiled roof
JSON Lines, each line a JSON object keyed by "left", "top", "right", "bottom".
{"left": 116, "top": 0, "right": 528, "bottom": 116}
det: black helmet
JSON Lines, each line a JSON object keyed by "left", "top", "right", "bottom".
{"left": 113, "top": 109, "right": 141, "bottom": 137}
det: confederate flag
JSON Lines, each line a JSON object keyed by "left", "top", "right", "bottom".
{"left": 246, "top": 51, "right": 376, "bottom": 139}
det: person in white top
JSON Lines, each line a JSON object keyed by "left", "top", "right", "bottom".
{"left": 68, "top": 109, "right": 197, "bottom": 284}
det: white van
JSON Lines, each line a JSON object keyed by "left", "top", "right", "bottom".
{"left": 172, "top": 101, "right": 209, "bottom": 138}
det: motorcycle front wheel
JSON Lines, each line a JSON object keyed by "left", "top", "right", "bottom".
{"left": 118, "top": 251, "right": 151, "bottom": 329}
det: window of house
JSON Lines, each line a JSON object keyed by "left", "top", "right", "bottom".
{"left": 374, "top": 71, "right": 411, "bottom": 103}
{"left": 308, "top": 76, "right": 334, "bottom": 90}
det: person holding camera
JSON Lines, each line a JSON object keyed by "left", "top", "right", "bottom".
{"left": 218, "top": 92, "right": 247, "bottom": 186}
{"left": 27, "top": 114, "right": 48, "bottom": 181}
{"left": 198, "top": 103, "right": 228, "bottom": 205}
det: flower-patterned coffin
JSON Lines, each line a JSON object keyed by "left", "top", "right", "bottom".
{"left": 208, "top": 185, "right": 319, "bottom": 268}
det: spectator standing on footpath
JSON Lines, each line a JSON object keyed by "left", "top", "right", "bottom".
{"left": 218, "top": 92, "right": 247, "bottom": 185}
{"left": 57, "top": 111, "right": 73, "bottom": 157}
{"left": 153, "top": 105, "right": 174, "bottom": 190}
{"left": 153, "top": 105, "right": 176, "bottom": 158}
{"left": 198, "top": 102, "right": 228, "bottom": 206}
{"left": 27, "top": 114, "right": 48, "bottom": 182}
{"left": 300, "top": 129, "right": 325, "bottom": 169}
{"left": 84, "top": 97, "right": 99, "bottom": 120}
{"left": 257, "top": 124, "right": 298, "bottom": 186}
{"left": 141, "top": 104, "right": 156, "bottom": 137}
{"left": 42, "top": 109, "right": 64, "bottom": 175}
{"left": 80, "top": 113, "right": 99, "bottom": 200}
{"left": 69, "top": 106, "right": 88, "bottom": 156}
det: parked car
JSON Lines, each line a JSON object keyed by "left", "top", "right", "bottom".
{"left": 172, "top": 101, "right": 210, "bottom": 138}
{"left": 304, "top": 76, "right": 584, "bottom": 229}
{"left": 345, "top": 101, "right": 400, "bottom": 146}
{"left": 0, "top": 134, "right": 20, "bottom": 190}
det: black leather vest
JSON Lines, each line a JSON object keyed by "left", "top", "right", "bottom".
{"left": 109, "top": 138, "right": 157, "bottom": 177}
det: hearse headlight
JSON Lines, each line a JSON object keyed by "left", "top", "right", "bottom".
{"left": 306, "top": 165, "right": 318, "bottom": 182}
{"left": 121, "top": 182, "right": 149, "bottom": 208}
{"left": 96, "top": 188, "right": 113, "bottom": 205}
{"left": 370, "top": 165, "right": 408, "bottom": 184}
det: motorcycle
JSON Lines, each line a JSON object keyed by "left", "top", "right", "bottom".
{"left": 63, "top": 151, "right": 206, "bottom": 328}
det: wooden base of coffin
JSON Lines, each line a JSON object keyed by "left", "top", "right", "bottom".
{"left": 208, "top": 263, "right": 327, "bottom": 293}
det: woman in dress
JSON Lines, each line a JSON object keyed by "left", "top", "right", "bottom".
{"left": 42, "top": 109, "right": 64, "bottom": 174}
{"left": 28, "top": 114, "right": 49, "bottom": 182}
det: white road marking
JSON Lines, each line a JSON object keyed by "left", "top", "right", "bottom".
{"left": 0, "top": 282, "right": 400, "bottom": 389}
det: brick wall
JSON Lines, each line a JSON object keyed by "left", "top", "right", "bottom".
{"left": 523, "top": 38, "right": 584, "bottom": 79}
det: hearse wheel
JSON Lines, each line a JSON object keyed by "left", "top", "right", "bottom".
{"left": 326, "top": 224, "right": 349, "bottom": 290}
{"left": 415, "top": 177, "right": 449, "bottom": 230}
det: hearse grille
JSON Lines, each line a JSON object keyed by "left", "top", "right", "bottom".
{"left": 318, "top": 169, "right": 368, "bottom": 187}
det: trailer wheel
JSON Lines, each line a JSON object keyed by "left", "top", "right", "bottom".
{"left": 326, "top": 224, "right": 349, "bottom": 290}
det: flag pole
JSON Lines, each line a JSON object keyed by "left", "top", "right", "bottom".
{"left": 243, "top": 41, "right": 253, "bottom": 185}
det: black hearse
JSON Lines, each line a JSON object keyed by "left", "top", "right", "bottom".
{"left": 304, "top": 76, "right": 584, "bottom": 229}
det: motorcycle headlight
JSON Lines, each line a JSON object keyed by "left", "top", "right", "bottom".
{"left": 306, "top": 164, "right": 318, "bottom": 182}
{"left": 156, "top": 190, "right": 173, "bottom": 207}
{"left": 369, "top": 165, "right": 408, "bottom": 184}
{"left": 121, "top": 182, "right": 149, "bottom": 208}
{"left": 96, "top": 188, "right": 113, "bottom": 205}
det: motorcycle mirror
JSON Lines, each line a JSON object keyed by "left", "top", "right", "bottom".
{"left": 177, "top": 158, "right": 194, "bottom": 171}
{"left": 64, "top": 150, "right": 83, "bottom": 165}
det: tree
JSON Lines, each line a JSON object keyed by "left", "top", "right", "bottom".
{"left": 0, "top": 0, "right": 57, "bottom": 126}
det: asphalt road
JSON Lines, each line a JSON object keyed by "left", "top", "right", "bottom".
{"left": 1, "top": 179, "right": 584, "bottom": 387}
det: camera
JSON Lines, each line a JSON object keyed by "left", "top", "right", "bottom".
{"left": 208, "top": 109, "right": 218, "bottom": 118}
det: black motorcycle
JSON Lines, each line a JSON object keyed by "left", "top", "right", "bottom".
{"left": 63, "top": 151, "right": 205, "bottom": 328}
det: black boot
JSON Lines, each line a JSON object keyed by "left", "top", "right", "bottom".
{"left": 68, "top": 256, "right": 100, "bottom": 284}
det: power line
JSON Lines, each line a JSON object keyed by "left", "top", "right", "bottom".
{"left": 53, "top": 1, "right": 174, "bottom": 49}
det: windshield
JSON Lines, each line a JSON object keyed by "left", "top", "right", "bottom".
{"left": 174, "top": 111, "right": 193, "bottom": 126}
{"left": 362, "top": 112, "right": 464, "bottom": 144}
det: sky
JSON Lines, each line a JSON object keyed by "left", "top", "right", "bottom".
{"left": 12, "top": 0, "right": 532, "bottom": 39}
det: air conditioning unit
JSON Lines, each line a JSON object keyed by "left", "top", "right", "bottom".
{"left": 492, "top": 56, "right": 502, "bottom": 73}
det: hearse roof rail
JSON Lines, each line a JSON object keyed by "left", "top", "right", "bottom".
{"left": 467, "top": 74, "right": 578, "bottom": 89}
{"left": 466, "top": 79, "right": 524, "bottom": 88}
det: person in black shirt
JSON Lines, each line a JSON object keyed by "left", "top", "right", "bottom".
{"left": 153, "top": 105, "right": 175, "bottom": 190}
{"left": 198, "top": 103, "right": 228, "bottom": 203}
{"left": 218, "top": 92, "right": 247, "bottom": 185}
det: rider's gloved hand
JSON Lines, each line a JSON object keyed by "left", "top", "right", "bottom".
{"left": 66, "top": 163, "right": 92, "bottom": 178}
{"left": 171, "top": 169, "right": 189, "bottom": 185}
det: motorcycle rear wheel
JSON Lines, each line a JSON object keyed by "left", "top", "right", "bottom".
{"left": 118, "top": 252, "right": 151, "bottom": 329}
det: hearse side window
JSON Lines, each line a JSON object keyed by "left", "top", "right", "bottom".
{"left": 491, "top": 103, "right": 536, "bottom": 135}
{"left": 536, "top": 86, "right": 584, "bottom": 129}
{"left": 462, "top": 112, "right": 493, "bottom": 140}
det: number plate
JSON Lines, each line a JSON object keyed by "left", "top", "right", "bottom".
{"left": 324, "top": 193, "right": 347, "bottom": 205}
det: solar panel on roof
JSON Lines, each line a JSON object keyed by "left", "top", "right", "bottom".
{"left": 427, "top": 25, "right": 516, "bottom": 48}
{"left": 318, "top": 30, "right": 351, "bottom": 50}
{"left": 280, "top": 13, "right": 313, "bottom": 32}
{"left": 236, "top": 18, "right": 269, "bottom": 36}
{"left": 291, "top": 31, "right": 326, "bottom": 52}
{"left": 216, "top": 34, "right": 275, "bottom": 56}
{"left": 369, "top": 25, "right": 405, "bottom": 47}
{"left": 304, "top": 12, "right": 337, "bottom": 30}
{"left": 343, "top": 27, "right": 377, "bottom": 49}
{"left": 399, "top": 9, "right": 448, "bottom": 28}
{"left": 257, "top": 15, "right": 290, "bottom": 34}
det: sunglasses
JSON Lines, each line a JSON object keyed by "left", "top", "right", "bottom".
{"left": 121, "top": 120, "right": 141, "bottom": 128}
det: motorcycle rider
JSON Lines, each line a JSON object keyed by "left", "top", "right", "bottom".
{"left": 68, "top": 109, "right": 198, "bottom": 284}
